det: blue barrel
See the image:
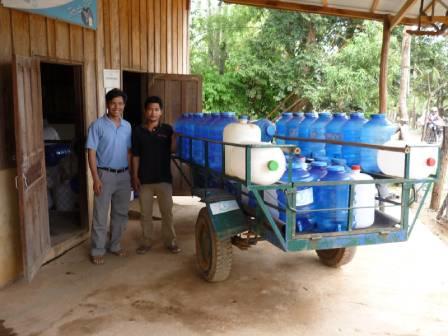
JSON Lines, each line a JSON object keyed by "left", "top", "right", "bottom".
{"left": 325, "top": 112, "right": 347, "bottom": 158}
{"left": 275, "top": 112, "right": 293, "bottom": 144}
{"left": 315, "top": 165, "right": 351, "bottom": 232}
{"left": 360, "top": 114, "right": 397, "bottom": 173}
{"left": 341, "top": 112, "right": 367, "bottom": 166}
{"left": 184, "top": 113, "right": 198, "bottom": 161}
{"left": 205, "top": 112, "right": 221, "bottom": 166}
{"left": 309, "top": 161, "right": 328, "bottom": 181}
{"left": 173, "top": 114, "right": 184, "bottom": 158}
{"left": 286, "top": 112, "right": 304, "bottom": 145}
{"left": 298, "top": 112, "right": 318, "bottom": 157}
{"left": 309, "top": 112, "right": 333, "bottom": 159}
{"left": 174, "top": 113, "right": 189, "bottom": 159}
{"left": 252, "top": 119, "right": 276, "bottom": 142}
{"left": 277, "top": 156, "right": 316, "bottom": 233}
{"left": 192, "top": 113, "right": 205, "bottom": 165}
{"left": 209, "top": 112, "right": 237, "bottom": 172}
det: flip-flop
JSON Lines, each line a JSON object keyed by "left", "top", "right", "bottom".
{"left": 110, "top": 249, "right": 127, "bottom": 257}
{"left": 90, "top": 255, "right": 105, "bottom": 265}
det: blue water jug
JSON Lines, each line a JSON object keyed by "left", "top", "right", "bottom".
{"left": 277, "top": 156, "right": 316, "bottom": 233}
{"left": 309, "top": 112, "right": 332, "bottom": 159}
{"left": 360, "top": 114, "right": 397, "bottom": 173}
{"left": 252, "top": 119, "right": 276, "bottom": 142}
{"left": 341, "top": 112, "right": 367, "bottom": 166}
{"left": 209, "top": 112, "right": 237, "bottom": 172}
{"left": 275, "top": 112, "right": 293, "bottom": 144}
{"left": 286, "top": 112, "right": 304, "bottom": 145}
{"left": 314, "top": 165, "right": 351, "bottom": 232}
{"left": 298, "top": 112, "right": 318, "bottom": 157}
{"left": 184, "top": 113, "right": 198, "bottom": 161}
{"left": 192, "top": 113, "right": 205, "bottom": 165}
{"left": 309, "top": 161, "right": 328, "bottom": 181}
{"left": 331, "top": 158, "right": 352, "bottom": 173}
{"left": 174, "top": 113, "right": 190, "bottom": 159}
{"left": 314, "top": 155, "right": 331, "bottom": 166}
{"left": 45, "top": 144, "right": 71, "bottom": 167}
{"left": 325, "top": 113, "right": 347, "bottom": 158}
{"left": 206, "top": 112, "right": 221, "bottom": 165}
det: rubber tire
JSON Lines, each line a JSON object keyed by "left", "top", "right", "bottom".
{"left": 316, "top": 247, "right": 356, "bottom": 267}
{"left": 195, "top": 207, "right": 233, "bottom": 282}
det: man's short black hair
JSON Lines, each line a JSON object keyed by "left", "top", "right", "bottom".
{"left": 106, "top": 88, "right": 127, "bottom": 104}
{"left": 144, "top": 96, "right": 164, "bottom": 110}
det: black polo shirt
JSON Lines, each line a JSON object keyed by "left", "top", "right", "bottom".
{"left": 132, "top": 123, "right": 173, "bottom": 184}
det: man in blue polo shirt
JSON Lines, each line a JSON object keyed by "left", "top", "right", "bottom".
{"left": 86, "top": 89, "right": 132, "bottom": 265}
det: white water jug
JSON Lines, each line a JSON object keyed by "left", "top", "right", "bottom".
{"left": 351, "top": 166, "right": 375, "bottom": 229}
{"left": 377, "top": 140, "right": 438, "bottom": 178}
{"left": 223, "top": 121, "right": 285, "bottom": 185}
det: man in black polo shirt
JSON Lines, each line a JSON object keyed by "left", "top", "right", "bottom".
{"left": 132, "top": 96, "right": 180, "bottom": 254}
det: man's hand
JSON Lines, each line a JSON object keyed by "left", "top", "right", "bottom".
{"left": 93, "top": 177, "right": 103, "bottom": 196}
{"left": 132, "top": 176, "right": 141, "bottom": 193}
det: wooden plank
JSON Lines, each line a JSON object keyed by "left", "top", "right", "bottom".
{"left": 183, "top": 0, "right": 189, "bottom": 73}
{"left": 160, "top": 0, "right": 167, "bottom": 73}
{"left": 70, "top": 25, "right": 84, "bottom": 62}
{"left": 103, "top": 0, "right": 111, "bottom": 68}
{"left": 140, "top": 0, "right": 148, "bottom": 72}
{"left": 46, "top": 19, "right": 56, "bottom": 58}
{"left": 29, "top": 14, "right": 47, "bottom": 57}
{"left": 172, "top": 0, "right": 179, "bottom": 74}
{"left": 177, "top": 0, "right": 183, "bottom": 74}
{"left": 164, "top": 79, "right": 181, "bottom": 124}
{"left": 11, "top": 10, "right": 30, "bottom": 56}
{"left": 55, "top": 21, "right": 70, "bottom": 60}
{"left": 131, "top": 0, "right": 141, "bottom": 69}
{"left": 109, "top": 0, "right": 121, "bottom": 69}
{"left": 371, "top": 0, "right": 380, "bottom": 13}
{"left": 96, "top": 0, "right": 106, "bottom": 117}
{"left": 0, "top": 7, "right": 14, "bottom": 169}
{"left": 119, "top": 0, "right": 130, "bottom": 69}
{"left": 83, "top": 28, "right": 97, "bottom": 125}
{"left": 154, "top": 0, "right": 161, "bottom": 72}
{"left": 323, "top": 0, "right": 328, "bottom": 6}
{"left": 379, "top": 18, "right": 391, "bottom": 113}
{"left": 147, "top": 0, "right": 155, "bottom": 72}
{"left": 167, "top": 0, "right": 173, "bottom": 73}
{"left": 431, "top": 127, "right": 448, "bottom": 210}
{"left": 390, "top": 0, "right": 418, "bottom": 28}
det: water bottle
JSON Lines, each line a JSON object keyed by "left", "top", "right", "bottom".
{"left": 309, "top": 112, "right": 333, "bottom": 159}
{"left": 331, "top": 158, "right": 352, "bottom": 173}
{"left": 351, "top": 165, "right": 376, "bottom": 229}
{"left": 275, "top": 112, "right": 293, "bottom": 144}
{"left": 309, "top": 161, "right": 328, "bottom": 181}
{"left": 314, "top": 165, "right": 351, "bottom": 232}
{"left": 298, "top": 112, "right": 318, "bottom": 157}
{"left": 341, "top": 112, "right": 367, "bottom": 166}
{"left": 286, "top": 112, "right": 304, "bottom": 145}
{"left": 325, "top": 112, "right": 347, "bottom": 159}
{"left": 192, "top": 113, "right": 204, "bottom": 165}
{"left": 360, "top": 114, "right": 397, "bottom": 173}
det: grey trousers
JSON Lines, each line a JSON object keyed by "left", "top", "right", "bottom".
{"left": 139, "top": 183, "right": 175, "bottom": 246}
{"left": 91, "top": 169, "right": 131, "bottom": 256}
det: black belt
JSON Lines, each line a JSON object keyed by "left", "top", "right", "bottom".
{"left": 98, "top": 167, "right": 128, "bottom": 173}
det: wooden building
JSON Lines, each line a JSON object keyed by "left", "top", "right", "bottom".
{"left": 0, "top": 0, "right": 201, "bottom": 287}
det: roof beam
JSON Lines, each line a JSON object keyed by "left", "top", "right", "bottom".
{"left": 371, "top": 0, "right": 380, "bottom": 13}
{"left": 390, "top": 0, "right": 419, "bottom": 28}
{"left": 323, "top": 0, "right": 328, "bottom": 6}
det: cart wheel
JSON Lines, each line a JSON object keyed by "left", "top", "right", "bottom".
{"left": 195, "top": 207, "right": 233, "bottom": 282}
{"left": 316, "top": 247, "right": 356, "bottom": 267}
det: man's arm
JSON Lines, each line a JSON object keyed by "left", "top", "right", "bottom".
{"left": 132, "top": 155, "right": 141, "bottom": 192}
{"left": 87, "top": 149, "right": 102, "bottom": 196}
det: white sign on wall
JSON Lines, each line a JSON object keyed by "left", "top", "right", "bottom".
{"left": 103, "top": 69, "right": 121, "bottom": 94}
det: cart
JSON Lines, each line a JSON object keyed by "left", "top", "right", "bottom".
{"left": 172, "top": 134, "right": 440, "bottom": 282}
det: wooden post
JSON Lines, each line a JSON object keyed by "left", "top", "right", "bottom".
{"left": 379, "top": 17, "right": 391, "bottom": 114}
{"left": 430, "top": 126, "right": 448, "bottom": 210}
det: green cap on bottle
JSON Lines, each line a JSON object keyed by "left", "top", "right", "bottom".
{"left": 267, "top": 160, "right": 279, "bottom": 171}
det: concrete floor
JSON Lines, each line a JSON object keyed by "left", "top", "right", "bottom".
{"left": 1, "top": 197, "right": 447, "bottom": 336}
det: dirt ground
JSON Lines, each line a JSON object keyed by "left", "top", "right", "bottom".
{"left": 1, "top": 197, "right": 447, "bottom": 336}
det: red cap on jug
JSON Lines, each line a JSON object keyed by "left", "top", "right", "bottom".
{"left": 351, "top": 165, "right": 361, "bottom": 171}
{"left": 426, "top": 158, "right": 436, "bottom": 167}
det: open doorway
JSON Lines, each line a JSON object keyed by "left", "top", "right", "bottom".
{"left": 122, "top": 71, "right": 147, "bottom": 128}
{"left": 40, "top": 62, "right": 88, "bottom": 246}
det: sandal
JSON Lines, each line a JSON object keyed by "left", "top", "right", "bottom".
{"left": 136, "top": 245, "right": 152, "bottom": 255}
{"left": 166, "top": 243, "right": 181, "bottom": 254}
{"left": 109, "top": 249, "right": 127, "bottom": 257}
{"left": 90, "top": 255, "right": 105, "bottom": 265}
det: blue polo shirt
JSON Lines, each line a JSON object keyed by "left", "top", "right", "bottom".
{"left": 86, "top": 115, "right": 132, "bottom": 169}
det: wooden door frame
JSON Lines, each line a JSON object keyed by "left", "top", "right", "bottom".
{"left": 37, "top": 57, "right": 91, "bottom": 263}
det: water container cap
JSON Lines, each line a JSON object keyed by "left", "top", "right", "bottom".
{"left": 305, "top": 112, "right": 317, "bottom": 118}
{"left": 334, "top": 113, "right": 347, "bottom": 118}
{"left": 311, "top": 161, "right": 327, "bottom": 167}
{"left": 351, "top": 165, "right": 361, "bottom": 171}
{"left": 350, "top": 112, "right": 365, "bottom": 119}
{"left": 327, "top": 165, "right": 345, "bottom": 172}
{"left": 293, "top": 112, "right": 304, "bottom": 117}
{"left": 426, "top": 158, "right": 436, "bottom": 167}
{"left": 332, "top": 158, "right": 347, "bottom": 165}
{"left": 196, "top": 113, "right": 204, "bottom": 117}
{"left": 318, "top": 112, "right": 332, "bottom": 119}
{"left": 266, "top": 124, "right": 276, "bottom": 136}
{"left": 239, "top": 115, "right": 249, "bottom": 120}
{"left": 267, "top": 160, "right": 279, "bottom": 171}
{"left": 223, "top": 112, "right": 236, "bottom": 117}
{"left": 282, "top": 112, "right": 293, "bottom": 117}
{"left": 371, "top": 114, "right": 385, "bottom": 119}
{"left": 315, "top": 156, "right": 329, "bottom": 162}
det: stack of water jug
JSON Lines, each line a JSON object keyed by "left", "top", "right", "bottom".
{"left": 174, "top": 111, "right": 408, "bottom": 234}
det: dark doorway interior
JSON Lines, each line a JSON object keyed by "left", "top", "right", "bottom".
{"left": 41, "top": 62, "right": 87, "bottom": 246}
{"left": 123, "top": 71, "right": 147, "bottom": 128}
